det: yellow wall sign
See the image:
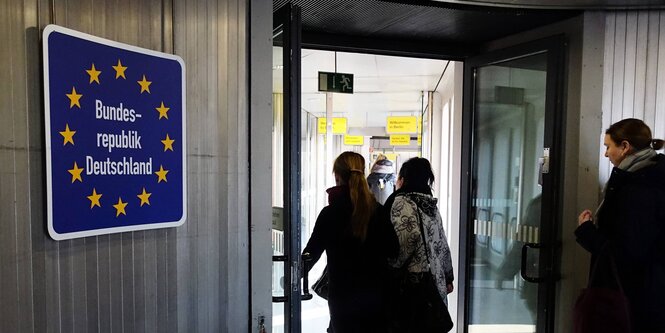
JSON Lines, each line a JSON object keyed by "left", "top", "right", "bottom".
{"left": 385, "top": 153, "right": 398, "bottom": 162}
{"left": 386, "top": 116, "right": 417, "bottom": 134}
{"left": 390, "top": 134, "right": 411, "bottom": 146}
{"left": 317, "top": 118, "right": 326, "bottom": 133}
{"left": 343, "top": 135, "right": 364, "bottom": 145}
{"left": 317, "top": 117, "right": 347, "bottom": 134}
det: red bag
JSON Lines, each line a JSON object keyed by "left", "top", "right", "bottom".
{"left": 573, "top": 247, "right": 631, "bottom": 333}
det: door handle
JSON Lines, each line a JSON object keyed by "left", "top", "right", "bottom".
{"left": 271, "top": 254, "right": 313, "bottom": 302}
{"left": 521, "top": 243, "right": 545, "bottom": 283}
{"left": 301, "top": 253, "right": 314, "bottom": 301}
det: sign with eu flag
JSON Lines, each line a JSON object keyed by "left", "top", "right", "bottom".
{"left": 43, "top": 25, "right": 186, "bottom": 240}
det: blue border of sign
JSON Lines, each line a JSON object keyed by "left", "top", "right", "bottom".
{"left": 42, "top": 25, "right": 187, "bottom": 240}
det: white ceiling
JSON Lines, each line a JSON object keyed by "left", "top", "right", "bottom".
{"left": 273, "top": 48, "right": 451, "bottom": 128}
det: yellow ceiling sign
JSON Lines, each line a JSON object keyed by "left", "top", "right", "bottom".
{"left": 390, "top": 134, "right": 411, "bottom": 146}
{"left": 318, "top": 117, "right": 347, "bottom": 134}
{"left": 344, "top": 135, "right": 364, "bottom": 146}
{"left": 386, "top": 116, "right": 417, "bottom": 134}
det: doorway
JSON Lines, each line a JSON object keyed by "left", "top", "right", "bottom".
{"left": 270, "top": 5, "right": 565, "bottom": 332}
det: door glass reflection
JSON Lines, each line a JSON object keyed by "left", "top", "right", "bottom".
{"left": 272, "top": 43, "right": 285, "bottom": 333}
{"left": 300, "top": 110, "right": 331, "bottom": 332}
{"left": 468, "top": 52, "right": 547, "bottom": 333}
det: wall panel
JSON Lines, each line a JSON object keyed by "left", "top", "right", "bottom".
{"left": 623, "top": 12, "right": 637, "bottom": 118}
{"left": 602, "top": 9, "right": 665, "bottom": 178}
{"left": 0, "top": 0, "right": 255, "bottom": 332}
{"left": 633, "top": 11, "right": 648, "bottom": 120}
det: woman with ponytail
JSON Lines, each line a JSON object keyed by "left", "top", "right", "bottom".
{"left": 576, "top": 118, "right": 665, "bottom": 332}
{"left": 303, "top": 151, "right": 399, "bottom": 333}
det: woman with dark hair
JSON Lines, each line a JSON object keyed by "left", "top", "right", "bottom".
{"left": 303, "top": 151, "right": 398, "bottom": 333}
{"left": 576, "top": 118, "right": 665, "bottom": 332}
{"left": 385, "top": 157, "right": 454, "bottom": 332}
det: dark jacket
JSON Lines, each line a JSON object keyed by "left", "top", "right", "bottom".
{"left": 367, "top": 172, "right": 396, "bottom": 205}
{"left": 575, "top": 154, "right": 665, "bottom": 332}
{"left": 303, "top": 186, "right": 399, "bottom": 333}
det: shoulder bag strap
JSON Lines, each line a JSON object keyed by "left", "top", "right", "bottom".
{"left": 414, "top": 206, "right": 431, "bottom": 268}
{"left": 607, "top": 248, "right": 626, "bottom": 295}
{"left": 395, "top": 194, "right": 419, "bottom": 269}
{"left": 588, "top": 243, "right": 625, "bottom": 294}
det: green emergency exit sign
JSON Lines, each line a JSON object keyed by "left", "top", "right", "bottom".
{"left": 318, "top": 71, "right": 354, "bottom": 94}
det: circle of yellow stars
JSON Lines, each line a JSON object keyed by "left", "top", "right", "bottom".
{"left": 59, "top": 58, "right": 178, "bottom": 218}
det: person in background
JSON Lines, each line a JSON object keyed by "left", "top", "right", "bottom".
{"left": 576, "top": 118, "right": 665, "bottom": 332}
{"left": 303, "top": 151, "right": 398, "bottom": 333}
{"left": 367, "top": 154, "right": 397, "bottom": 205}
{"left": 385, "top": 157, "right": 454, "bottom": 332}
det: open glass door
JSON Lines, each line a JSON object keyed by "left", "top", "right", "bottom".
{"left": 272, "top": 4, "right": 309, "bottom": 333}
{"left": 460, "top": 36, "right": 564, "bottom": 333}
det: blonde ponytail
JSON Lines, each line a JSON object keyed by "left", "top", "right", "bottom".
{"left": 333, "top": 152, "right": 377, "bottom": 241}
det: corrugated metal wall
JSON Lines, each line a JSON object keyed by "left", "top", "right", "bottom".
{"left": 601, "top": 10, "right": 665, "bottom": 181}
{"left": 0, "top": 0, "right": 252, "bottom": 332}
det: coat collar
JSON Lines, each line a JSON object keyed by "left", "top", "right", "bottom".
{"left": 326, "top": 185, "right": 349, "bottom": 205}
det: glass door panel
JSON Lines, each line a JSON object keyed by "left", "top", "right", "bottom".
{"left": 300, "top": 111, "right": 331, "bottom": 332}
{"left": 467, "top": 51, "right": 550, "bottom": 333}
{"left": 272, "top": 39, "right": 286, "bottom": 333}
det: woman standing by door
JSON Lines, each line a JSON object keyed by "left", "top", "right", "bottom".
{"left": 303, "top": 151, "right": 398, "bottom": 333}
{"left": 576, "top": 118, "right": 665, "bottom": 332}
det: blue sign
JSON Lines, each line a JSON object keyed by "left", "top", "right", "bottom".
{"left": 43, "top": 25, "right": 186, "bottom": 240}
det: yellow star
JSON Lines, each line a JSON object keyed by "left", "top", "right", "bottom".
{"left": 161, "top": 134, "right": 175, "bottom": 151}
{"left": 112, "top": 59, "right": 127, "bottom": 79}
{"left": 137, "top": 187, "right": 152, "bottom": 207}
{"left": 155, "top": 165, "right": 169, "bottom": 183}
{"left": 68, "top": 162, "right": 84, "bottom": 183}
{"left": 86, "top": 63, "right": 102, "bottom": 84}
{"left": 87, "top": 188, "right": 102, "bottom": 209}
{"left": 59, "top": 124, "right": 76, "bottom": 146}
{"left": 155, "top": 102, "right": 170, "bottom": 119}
{"left": 137, "top": 75, "right": 152, "bottom": 94}
{"left": 66, "top": 87, "right": 82, "bottom": 108}
{"left": 113, "top": 197, "right": 128, "bottom": 217}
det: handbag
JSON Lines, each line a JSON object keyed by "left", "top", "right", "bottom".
{"left": 392, "top": 207, "right": 453, "bottom": 332}
{"left": 573, "top": 245, "right": 631, "bottom": 333}
{"left": 312, "top": 266, "right": 329, "bottom": 300}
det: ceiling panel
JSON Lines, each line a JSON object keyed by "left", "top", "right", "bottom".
{"left": 274, "top": 0, "right": 581, "bottom": 57}
{"left": 435, "top": 0, "right": 665, "bottom": 9}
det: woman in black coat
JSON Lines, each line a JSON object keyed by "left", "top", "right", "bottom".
{"left": 303, "top": 151, "right": 399, "bottom": 333}
{"left": 576, "top": 118, "right": 665, "bottom": 332}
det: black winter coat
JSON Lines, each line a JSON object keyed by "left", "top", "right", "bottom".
{"left": 575, "top": 154, "right": 665, "bottom": 332}
{"left": 303, "top": 186, "right": 399, "bottom": 333}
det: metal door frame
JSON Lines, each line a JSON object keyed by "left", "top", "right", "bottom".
{"left": 459, "top": 35, "right": 566, "bottom": 333}
{"left": 272, "top": 3, "right": 303, "bottom": 333}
